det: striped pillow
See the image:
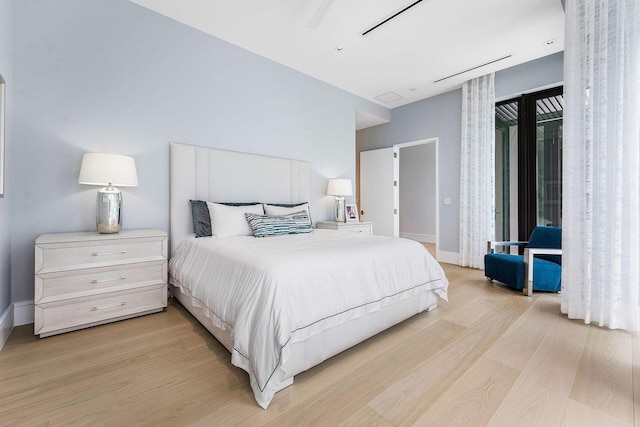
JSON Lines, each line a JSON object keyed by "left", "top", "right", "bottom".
{"left": 245, "top": 211, "right": 313, "bottom": 238}
{"left": 263, "top": 202, "right": 312, "bottom": 226}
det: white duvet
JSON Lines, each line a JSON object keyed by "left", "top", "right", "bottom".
{"left": 169, "top": 229, "right": 448, "bottom": 408}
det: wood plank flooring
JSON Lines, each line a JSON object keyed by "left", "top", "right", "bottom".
{"left": 1, "top": 263, "right": 638, "bottom": 426}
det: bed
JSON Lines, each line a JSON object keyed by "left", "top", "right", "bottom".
{"left": 168, "top": 143, "right": 449, "bottom": 408}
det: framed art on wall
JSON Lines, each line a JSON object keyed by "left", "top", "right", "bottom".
{"left": 345, "top": 204, "right": 359, "bottom": 222}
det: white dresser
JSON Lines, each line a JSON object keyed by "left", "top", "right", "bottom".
{"left": 315, "top": 221, "right": 373, "bottom": 235}
{"left": 34, "top": 229, "right": 167, "bottom": 338}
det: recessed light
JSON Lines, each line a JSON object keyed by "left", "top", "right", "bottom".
{"left": 409, "top": 87, "right": 416, "bottom": 91}
{"left": 335, "top": 46, "right": 344, "bottom": 52}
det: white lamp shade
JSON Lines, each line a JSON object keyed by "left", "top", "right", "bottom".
{"left": 78, "top": 153, "right": 138, "bottom": 187}
{"left": 327, "top": 178, "right": 353, "bottom": 196}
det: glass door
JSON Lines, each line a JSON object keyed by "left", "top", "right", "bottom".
{"left": 521, "top": 87, "right": 563, "bottom": 238}
{"left": 495, "top": 99, "right": 519, "bottom": 245}
{"left": 495, "top": 86, "right": 563, "bottom": 244}
{"left": 534, "top": 95, "right": 563, "bottom": 227}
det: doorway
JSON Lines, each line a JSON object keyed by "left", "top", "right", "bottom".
{"left": 397, "top": 139, "right": 439, "bottom": 257}
{"left": 359, "top": 138, "right": 439, "bottom": 258}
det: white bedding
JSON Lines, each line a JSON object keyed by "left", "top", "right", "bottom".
{"left": 169, "top": 229, "right": 448, "bottom": 408}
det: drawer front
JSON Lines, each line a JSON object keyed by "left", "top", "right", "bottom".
{"left": 35, "top": 261, "right": 167, "bottom": 303}
{"left": 340, "top": 224, "right": 372, "bottom": 234}
{"left": 35, "top": 285, "right": 166, "bottom": 336}
{"left": 37, "top": 239, "right": 164, "bottom": 272}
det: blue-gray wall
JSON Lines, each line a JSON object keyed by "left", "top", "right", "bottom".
{"left": 495, "top": 52, "right": 564, "bottom": 100}
{"left": 399, "top": 143, "right": 436, "bottom": 239}
{"left": 9, "top": 0, "right": 387, "bottom": 303}
{"left": 0, "top": 0, "right": 12, "bottom": 319}
{"left": 358, "top": 89, "right": 462, "bottom": 254}
{"left": 357, "top": 52, "right": 564, "bottom": 256}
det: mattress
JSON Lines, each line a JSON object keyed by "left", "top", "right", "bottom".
{"left": 169, "top": 229, "right": 448, "bottom": 408}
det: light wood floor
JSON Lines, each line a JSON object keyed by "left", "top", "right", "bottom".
{"left": 1, "top": 263, "right": 638, "bottom": 426}
{"left": 423, "top": 242, "right": 436, "bottom": 258}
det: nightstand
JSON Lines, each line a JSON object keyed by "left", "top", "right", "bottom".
{"left": 315, "top": 221, "right": 373, "bottom": 235}
{"left": 34, "top": 229, "right": 167, "bottom": 338}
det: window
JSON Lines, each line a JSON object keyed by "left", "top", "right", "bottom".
{"left": 495, "top": 86, "right": 563, "bottom": 243}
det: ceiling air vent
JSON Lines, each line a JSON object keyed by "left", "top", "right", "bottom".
{"left": 375, "top": 92, "right": 404, "bottom": 103}
{"left": 434, "top": 55, "right": 512, "bottom": 83}
{"left": 362, "top": 0, "right": 424, "bottom": 36}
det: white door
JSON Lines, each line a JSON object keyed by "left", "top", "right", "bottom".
{"left": 360, "top": 147, "right": 399, "bottom": 237}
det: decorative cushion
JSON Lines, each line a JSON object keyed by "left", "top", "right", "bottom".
{"left": 245, "top": 211, "right": 313, "bottom": 238}
{"left": 206, "top": 202, "right": 265, "bottom": 237}
{"left": 190, "top": 200, "right": 212, "bottom": 238}
{"left": 263, "top": 202, "right": 311, "bottom": 225}
{"left": 527, "top": 226, "right": 562, "bottom": 264}
{"left": 190, "top": 200, "right": 262, "bottom": 237}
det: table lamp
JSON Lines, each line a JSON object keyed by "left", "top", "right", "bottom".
{"left": 78, "top": 153, "right": 138, "bottom": 234}
{"left": 327, "top": 178, "right": 352, "bottom": 222}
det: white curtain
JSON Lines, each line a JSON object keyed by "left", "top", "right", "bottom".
{"left": 562, "top": 0, "right": 640, "bottom": 332}
{"left": 459, "top": 74, "right": 495, "bottom": 269}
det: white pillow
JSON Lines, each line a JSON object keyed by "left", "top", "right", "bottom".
{"left": 206, "top": 202, "right": 264, "bottom": 237}
{"left": 264, "top": 203, "right": 310, "bottom": 219}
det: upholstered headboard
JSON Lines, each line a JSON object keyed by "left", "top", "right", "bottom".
{"left": 169, "top": 143, "right": 311, "bottom": 254}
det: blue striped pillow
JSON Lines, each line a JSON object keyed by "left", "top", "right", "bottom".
{"left": 245, "top": 211, "right": 313, "bottom": 238}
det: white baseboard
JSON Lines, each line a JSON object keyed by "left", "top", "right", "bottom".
{"left": 14, "top": 300, "right": 34, "bottom": 326}
{"left": 399, "top": 232, "right": 436, "bottom": 243}
{"left": 437, "top": 250, "right": 459, "bottom": 265}
{"left": 0, "top": 303, "right": 14, "bottom": 351}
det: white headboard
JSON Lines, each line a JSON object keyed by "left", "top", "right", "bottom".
{"left": 169, "top": 143, "right": 311, "bottom": 254}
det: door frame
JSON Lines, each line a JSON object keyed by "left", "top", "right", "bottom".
{"left": 394, "top": 137, "right": 439, "bottom": 259}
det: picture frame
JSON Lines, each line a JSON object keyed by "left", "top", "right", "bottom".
{"left": 345, "top": 203, "right": 359, "bottom": 222}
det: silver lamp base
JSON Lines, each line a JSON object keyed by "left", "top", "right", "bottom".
{"left": 96, "top": 185, "right": 122, "bottom": 234}
{"left": 334, "top": 196, "right": 346, "bottom": 222}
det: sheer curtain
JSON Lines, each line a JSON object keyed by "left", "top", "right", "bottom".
{"left": 562, "top": 0, "right": 640, "bottom": 332}
{"left": 459, "top": 73, "right": 495, "bottom": 269}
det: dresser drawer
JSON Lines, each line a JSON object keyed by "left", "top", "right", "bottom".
{"left": 34, "top": 284, "right": 166, "bottom": 337}
{"left": 340, "top": 224, "right": 372, "bottom": 234}
{"left": 36, "top": 238, "right": 165, "bottom": 273}
{"left": 35, "top": 260, "right": 167, "bottom": 304}
{"left": 315, "top": 221, "right": 373, "bottom": 235}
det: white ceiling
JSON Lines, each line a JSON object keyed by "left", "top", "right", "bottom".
{"left": 130, "top": 0, "right": 564, "bottom": 127}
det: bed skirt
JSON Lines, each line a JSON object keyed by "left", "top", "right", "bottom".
{"left": 170, "top": 283, "right": 438, "bottom": 395}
